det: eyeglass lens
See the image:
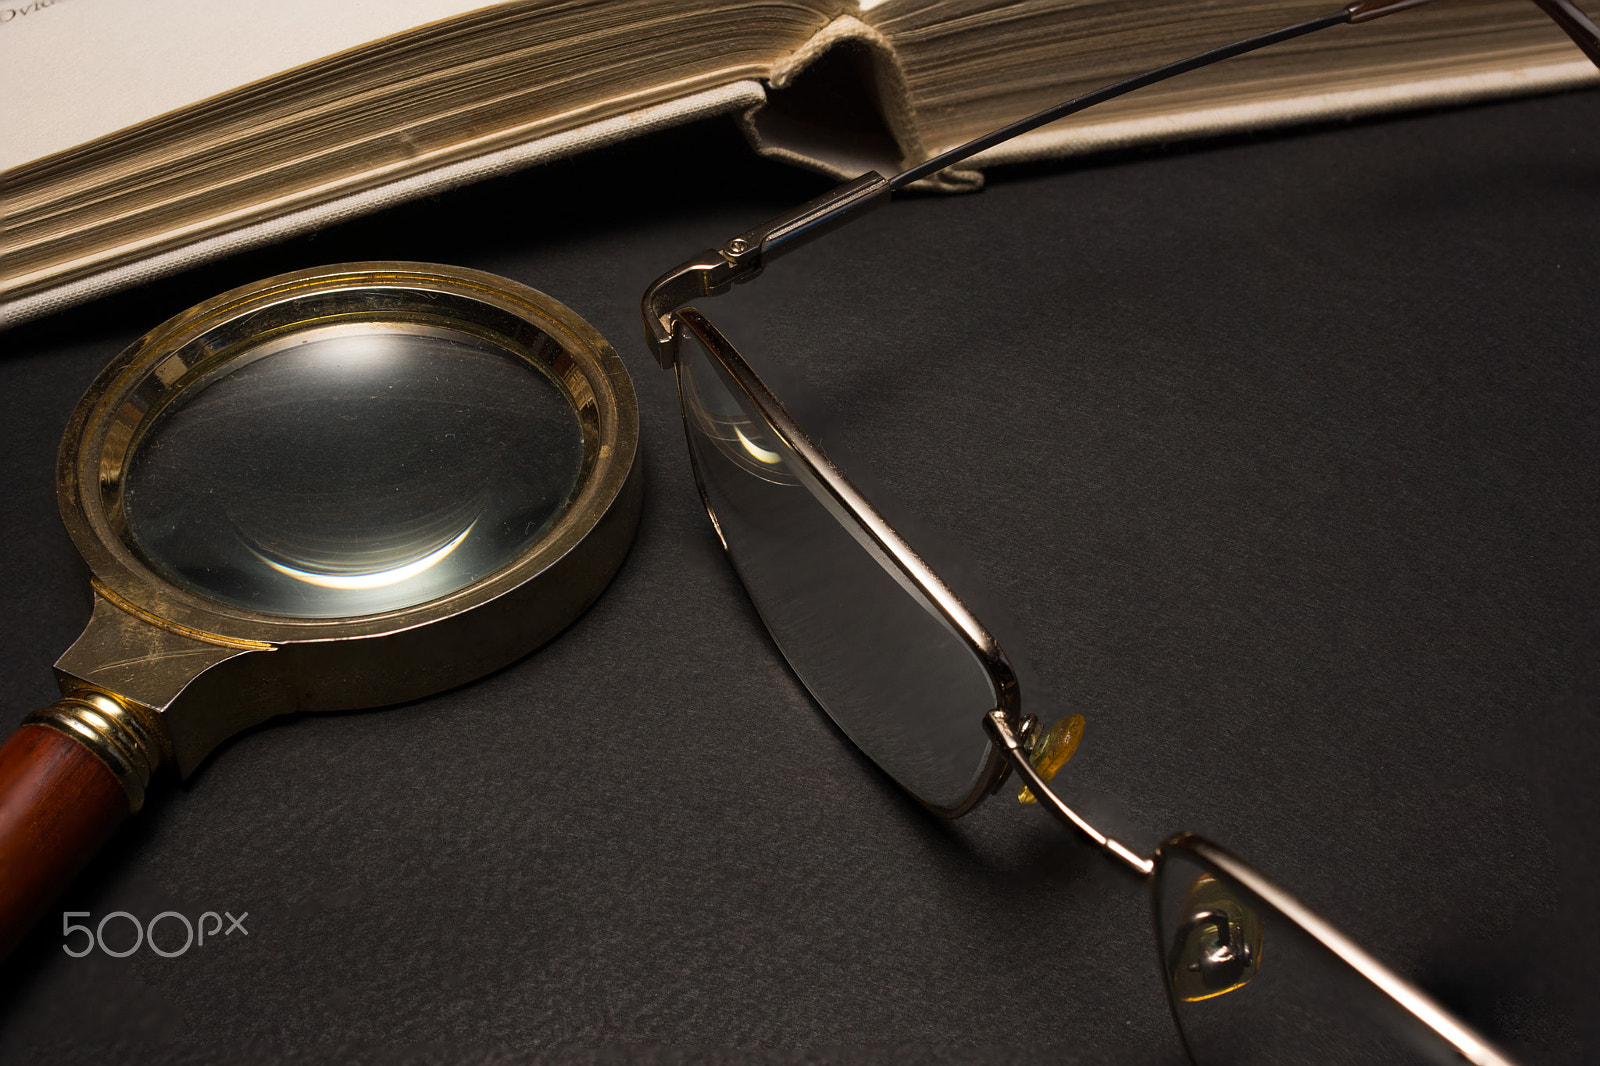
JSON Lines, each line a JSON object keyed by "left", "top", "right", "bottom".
{"left": 123, "top": 321, "right": 585, "bottom": 620}
{"left": 1154, "top": 848, "right": 1484, "bottom": 1065}
{"left": 675, "top": 321, "right": 998, "bottom": 810}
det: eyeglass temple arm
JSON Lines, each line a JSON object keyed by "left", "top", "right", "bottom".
{"left": 1352, "top": 0, "right": 1600, "bottom": 66}
{"left": 982, "top": 710, "right": 1156, "bottom": 878}
{"left": 900, "top": 0, "right": 1598, "bottom": 188}
{"left": 640, "top": 9, "right": 1348, "bottom": 366}
{"left": 642, "top": 0, "right": 1600, "bottom": 367}
{"left": 892, "top": 9, "right": 1351, "bottom": 189}
{"left": 641, "top": 172, "right": 893, "bottom": 367}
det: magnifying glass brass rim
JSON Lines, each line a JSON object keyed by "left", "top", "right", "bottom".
{"left": 0, "top": 262, "right": 641, "bottom": 959}
{"left": 64, "top": 263, "right": 639, "bottom": 639}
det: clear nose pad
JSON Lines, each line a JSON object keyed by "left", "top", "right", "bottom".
{"left": 1168, "top": 872, "right": 1265, "bottom": 1002}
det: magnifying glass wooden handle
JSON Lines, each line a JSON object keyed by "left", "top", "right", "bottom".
{"left": 0, "top": 721, "right": 136, "bottom": 959}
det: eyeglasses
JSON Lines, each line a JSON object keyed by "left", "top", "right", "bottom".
{"left": 640, "top": 3, "right": 1600, "bottom": 1063}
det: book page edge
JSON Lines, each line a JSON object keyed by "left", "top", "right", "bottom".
{"left": 0, "top": 81, "right": 767, "bottom": 332}
{"left": 960, "top": 61, "right": 1599, "bottom": 167}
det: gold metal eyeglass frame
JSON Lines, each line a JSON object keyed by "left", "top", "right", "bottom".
{"left": 640, "top": 2, "right": 1600, "bottom": 1064}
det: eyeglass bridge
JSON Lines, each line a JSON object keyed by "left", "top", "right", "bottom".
{"left": 984, "top": 709, "right": 1155, "bottom": 877}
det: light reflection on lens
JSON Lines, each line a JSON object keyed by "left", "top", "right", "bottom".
{"left": 246, "top": 518, "right": 478, "bottom": 591}
{"left": 734, "top": 425, "right": 783, "bottom": 465}
{"left": 124, "top": 322, "right": 585, "bottom": 619}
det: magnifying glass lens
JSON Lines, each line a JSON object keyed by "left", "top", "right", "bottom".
{"left": 123, "top": 322, "right": 585, "bottom": 619}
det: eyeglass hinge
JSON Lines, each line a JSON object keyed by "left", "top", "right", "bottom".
{"left": 720, "top": 172, "right": 891, "bottom": 272}
{"left": 640, "top": 251, "right": 744, "bottom": 368}
{"left": 642, "top": 173, "right": 892, "bottom": 370}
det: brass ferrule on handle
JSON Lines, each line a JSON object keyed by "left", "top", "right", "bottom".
{"left": 23, "top": 689, "right": 169, "bottom": 812}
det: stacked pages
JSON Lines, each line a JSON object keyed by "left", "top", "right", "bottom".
{"left": 3, "top": 0, "right": 1594, "bottom": 326}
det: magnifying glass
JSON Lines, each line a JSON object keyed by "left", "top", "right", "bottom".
{"left": 0, "top": 263, "right": 641, "bottom": 957}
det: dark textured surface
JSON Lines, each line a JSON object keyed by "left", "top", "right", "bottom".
{"left": 0, "top": 86, "right": 1596, "bottom": 1063}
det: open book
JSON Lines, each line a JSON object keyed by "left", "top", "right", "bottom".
{"left": 2, "top": 0, "right": 1594, "bottom": 327}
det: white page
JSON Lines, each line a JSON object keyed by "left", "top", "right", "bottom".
{"left": 0, "top": 0, "right": 504, "bottom": 172}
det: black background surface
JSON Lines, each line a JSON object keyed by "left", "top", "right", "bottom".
{"left": 1, "top": 84, "right": 1596, "bottom": 1064}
